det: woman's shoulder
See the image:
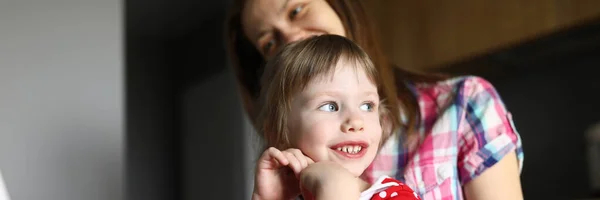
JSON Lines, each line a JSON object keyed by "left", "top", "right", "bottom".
{"left": 412, "top": 75, "right": 494, "bottom": 91}
{"left": 409, "top": 75, "right": 502, "bottom": 105}
{"left": 407, "top": 75, "right": 523, "bottom": 187}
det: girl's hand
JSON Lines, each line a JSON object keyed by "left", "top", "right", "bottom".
{"left": 299, "top": 161, "right": 368, "bottom": 200}
{"left": 252, "top": 147, "right": 315, "bottom": 200}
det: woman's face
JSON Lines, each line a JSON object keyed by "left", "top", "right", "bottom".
{"left": 241, "top": 0, "right": 346, "bottom": 58}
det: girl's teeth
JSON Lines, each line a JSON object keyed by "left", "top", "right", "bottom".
{"left": 336, "top": 145, "right": 363, "bottom": 154}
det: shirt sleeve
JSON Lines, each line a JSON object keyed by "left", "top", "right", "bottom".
{"left": 362, "top": 176, "right": 421, "bottom": 200}
{"left": 456, "top": 76, "right": 524, "bottom": 185}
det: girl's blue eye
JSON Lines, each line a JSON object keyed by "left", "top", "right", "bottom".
{"left": 318, "top": 103, "right": 338, "bottom": 112}
{"left": 360, "top": 103, "right": 374, "bottom": 111}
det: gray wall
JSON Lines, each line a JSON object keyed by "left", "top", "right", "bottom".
{"left": 0, "top": 1, "right": 122, "bottom": 200}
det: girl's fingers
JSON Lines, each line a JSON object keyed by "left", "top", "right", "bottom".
{"left": 283, "top": 151, "right": 302, "bottom": 176}
{"left": 305, "top": 155, "right": 315, "bottom": 165}
{"left": 262, "top": 148, "right": 315, "bottom": 177}
{"left": 304, "top": 156, "right": 315, "bottom": 166}
{"left": 288, "top": 149, "right": 309, "bottom": 169}
{"left": 259, "top": 147, "right": 289, "bottom": 169}
{"left": 267, "top": 147, "right": 290, "bottom": 167}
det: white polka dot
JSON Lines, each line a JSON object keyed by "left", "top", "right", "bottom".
{"left": 390, "top": 192, "right": 398, "bottom": 197}
{"left": 379, "top": 191, "right": 387, "bottom": 198}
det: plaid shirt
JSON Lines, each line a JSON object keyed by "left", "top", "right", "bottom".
{"left": 362, "top": 76, "right": 524, "bottom": 200}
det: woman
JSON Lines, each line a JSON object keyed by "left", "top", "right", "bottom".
{"left": 225, "top": 0, "right": 524, "bottom": 199}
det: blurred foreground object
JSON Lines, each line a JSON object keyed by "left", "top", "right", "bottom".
{"left": 0, "top": 170, "right": 10, "bottom": 200}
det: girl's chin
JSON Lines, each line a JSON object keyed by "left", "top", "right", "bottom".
{"left": 343, "top": 164, "right": 369, "bottom": 177}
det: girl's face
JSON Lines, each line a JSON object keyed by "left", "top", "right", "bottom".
{"left": 288, "top": 61, "right": 382, "bottom": 177}
{"left": 241, "top": 0, "right": 346, "bottom": 58}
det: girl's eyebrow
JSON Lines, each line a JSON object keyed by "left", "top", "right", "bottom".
{"left": 309, "top": 91, "right": 341, "bottom": 99}
{"left": 308, "top": 90, "right": 378, "bottom": 98}
{"left": 362, "top": 91, "right": 378, "bottom": 98}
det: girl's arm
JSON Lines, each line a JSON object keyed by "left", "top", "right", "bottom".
{"left": 312, "top": 180, "right": 363, "bottom": 200}
{"left": 463, "top": 151, "right": 523, "bottom": 200}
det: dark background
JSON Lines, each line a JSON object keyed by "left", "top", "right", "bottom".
{"left": 127, "top": 0, "right": 249, "bottom": 199}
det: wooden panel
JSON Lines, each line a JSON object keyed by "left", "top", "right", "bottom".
{"left": 364, "top": 0, "right": 600, "bottom": 71}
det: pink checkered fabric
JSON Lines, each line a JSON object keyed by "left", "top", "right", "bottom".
{"left": 361, "top": 76, "right": 524, "bottom": 200}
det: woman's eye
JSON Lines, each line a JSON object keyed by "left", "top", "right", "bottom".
{"left": 289, "top": 5, "right": 303, "bottom": 19}
{"left": 263, "top": 39, "right": 275, "bottom": 54}
{"left": 318, "top": 103, "right": 338, "bottom": 112}
{"left": 360, "top": 102, "right": 374, "bottom": 111}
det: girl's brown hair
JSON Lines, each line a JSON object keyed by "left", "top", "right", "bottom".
{"left": 225, "top": 0, "right": 445, "bottom": 145}
{"left": 255, "top": 35, "right": 391, "bottom": 149}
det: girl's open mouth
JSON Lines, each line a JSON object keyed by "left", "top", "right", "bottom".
{"left": 330, "top": 141, "right": 368, "bottom": 158}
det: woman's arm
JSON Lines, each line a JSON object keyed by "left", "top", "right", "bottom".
{"left": 464, "top": 151, "right": 523, "bottom": 200}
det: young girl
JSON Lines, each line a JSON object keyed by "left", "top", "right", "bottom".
{"left": 252, "top": 35, "right": 420, "bottom": 200}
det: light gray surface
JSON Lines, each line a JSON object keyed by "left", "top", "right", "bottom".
{"left": 0, "top": 0, "right": 122, "bottom": 200}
